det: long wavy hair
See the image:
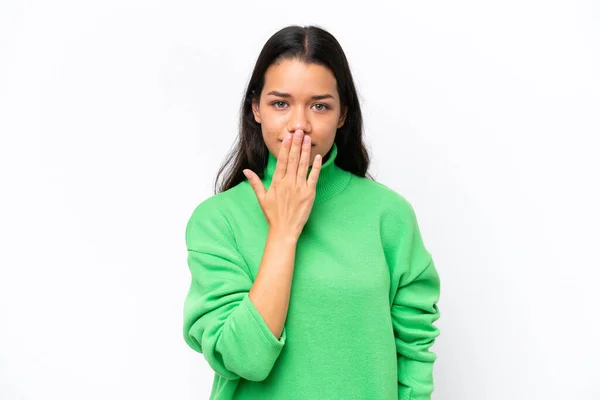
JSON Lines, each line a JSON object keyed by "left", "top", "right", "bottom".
{"left": 214, "top": 25, "right": 373, "bottom": 194}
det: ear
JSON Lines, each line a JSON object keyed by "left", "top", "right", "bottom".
{"left": 337, "top": 106, "right": 348, "bottom": 129}
{"left": 251, "top": 98, "right": 261, "bottom": 124}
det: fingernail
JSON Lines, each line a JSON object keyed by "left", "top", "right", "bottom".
{"left": 242, "top": 170, "right": 249, "bottom": 178}
{"left": 284, "top": 133, "right": 292, "bottom": 142}
{"left": 295, "top": 130, "right": 303, "bottom": 138}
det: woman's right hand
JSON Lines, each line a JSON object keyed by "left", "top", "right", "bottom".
{"left": 243, "top": 129, "right": 322, "bottom": 241}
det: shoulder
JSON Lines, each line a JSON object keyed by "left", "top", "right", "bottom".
{"left": 360, "top": 179, "right": 432, "bottom": 268}
{"left": 187, "top": 180, "right": 250, "bottom": 220}
{"left": 185, "top": 183, "right": 248, "bottom": 246}
{"left": 350, "top": 175, "right": 419, "bottom": 222}
{"left": 347, "top": 176, "right": 426, "bottom": 249}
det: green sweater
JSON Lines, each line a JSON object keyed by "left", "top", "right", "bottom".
{"left": 183, "top": 142, "right": 441, "bottom": 400}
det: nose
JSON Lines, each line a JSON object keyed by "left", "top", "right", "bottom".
{"left": 287, "top": 106, "right": 311, "bottom": 134}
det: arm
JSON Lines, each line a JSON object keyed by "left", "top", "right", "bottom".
{"left": 182, "top": 203, "right": 296, "bottom": 382}
{"left": 393, "top": 258, "right": 440, "bottom": 400}
{"left": 385, "top": 199, "right": 441, "bottom": 400}
{"left": 249, "top": 228, "right": 298, "bottom": 340}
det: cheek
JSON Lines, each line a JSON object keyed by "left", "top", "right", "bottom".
{"left": 259, "top": 109, "right": 284, "bottom": 133}
{"left": 313, "top": 113, "right": 341, "bottom": 130}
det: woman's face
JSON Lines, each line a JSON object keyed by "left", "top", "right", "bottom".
{"left": 252, "top": 58, "right": 347, "bottom": 166}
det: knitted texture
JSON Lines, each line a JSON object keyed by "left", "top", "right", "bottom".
{"left": 183, "top": 142, "right": 441, "bottom": 400}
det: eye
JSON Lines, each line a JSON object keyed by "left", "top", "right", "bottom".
{"left": 271, "top": 101, "right": 288, "bottom": 109}
{"left": 312, "top": 103, "right": 330, "bottom": 111}
{"left": 270, "top": 101, "right": 331, "bottom": 111}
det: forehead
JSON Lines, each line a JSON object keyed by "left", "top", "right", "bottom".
{"left": 263, "top": 59, "right": 338, "bottom": 96}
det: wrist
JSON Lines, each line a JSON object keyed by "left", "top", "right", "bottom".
{"left": 267, "top": 227, "right": 300, "bottom": 245}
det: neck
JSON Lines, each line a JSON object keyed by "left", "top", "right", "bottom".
{"left": 262, "top": 141, "right": 353, "bottom": 204}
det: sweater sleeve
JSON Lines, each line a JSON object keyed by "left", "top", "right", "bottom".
{"left": 182, "top": 202, "right": 287, "bottom": 382}
{"left": 385, "top": 199, "right": 441, "bottom": 400}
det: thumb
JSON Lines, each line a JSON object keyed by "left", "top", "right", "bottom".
{"left": 243, "top": 169, "right": 266, "bottom": 200}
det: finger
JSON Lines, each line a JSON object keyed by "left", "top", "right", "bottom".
{"left": 296, "top": 134, "right": 311, "bottom": 184}
{"left": 307, "top": 154, "right": 322, "bottom": 190}
{"left": 273, "top": 133, "right": 292, "bottom": 182}
{"left": 286, "top": 130, "right": 304, "bottom": 180}
{"left": 243, "top": 169, "right": 266, "bottom": 200}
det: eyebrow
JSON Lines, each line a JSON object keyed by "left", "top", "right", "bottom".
{"left": 266, "top": 90, "right": 335, "bottom": 101}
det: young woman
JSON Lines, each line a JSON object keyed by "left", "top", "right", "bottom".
{"left": 182, "top": 25, "right": 441, "bottom": 400}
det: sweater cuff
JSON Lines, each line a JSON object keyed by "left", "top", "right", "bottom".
{"left": 398, "top": 357, "right": 435, "bottom": 400}
{"left": 217, "top": 294, "right": 287, "bottom": 381}
{"left": 241, "top": 294, "right": 287, "bottom": 347}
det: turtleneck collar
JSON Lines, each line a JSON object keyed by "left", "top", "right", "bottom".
{"left": 262, "top": 141, "right": 353, "bottom": 204}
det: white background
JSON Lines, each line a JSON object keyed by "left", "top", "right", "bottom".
{"left": 1, "top": 1, "right": 599, "bottom": 399}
